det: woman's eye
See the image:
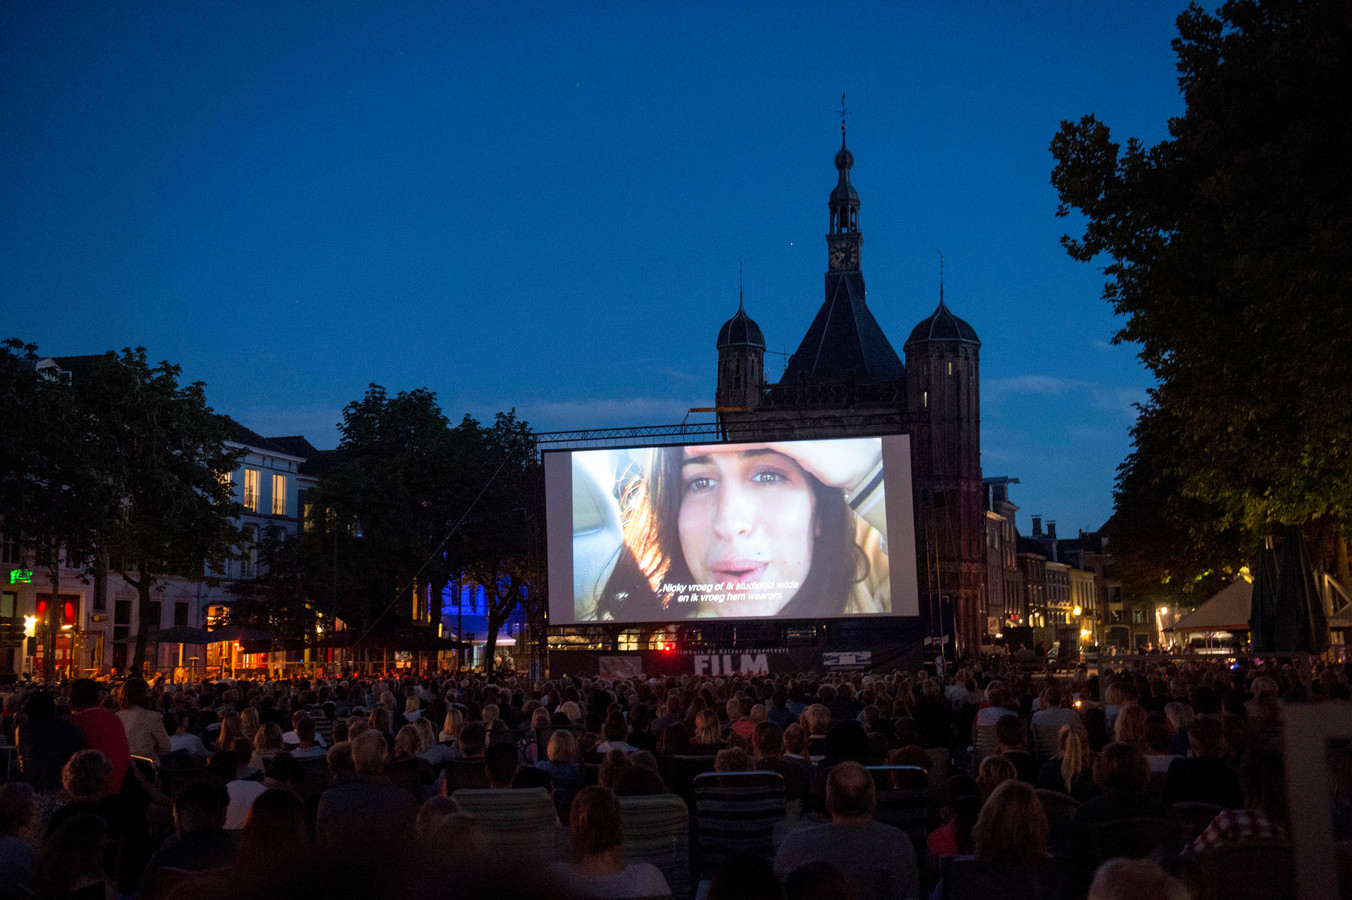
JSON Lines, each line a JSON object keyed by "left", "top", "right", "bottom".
{"left": 686, "top": 476, "right": 716, "bottom": 494}
{"left": 751, "top": 469, "right": 787, "bottom": 485}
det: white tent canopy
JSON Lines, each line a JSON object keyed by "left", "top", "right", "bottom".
{"left": 1165, "top": 577, "right": 1253, "bottom": 634}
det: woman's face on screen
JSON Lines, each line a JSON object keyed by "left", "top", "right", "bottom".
{"left": 677, "top": 445, "right": 816, "bottom": 616}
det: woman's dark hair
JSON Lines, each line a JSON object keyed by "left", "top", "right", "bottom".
{"left": 118, "top": 678, "right": 152, "bottom": 711}
{"left": 37, "top": 813, "right": 107, "bottom": 898}
{"left": 569, "top": 786, "right": 623, "bottom": 858}
{"left": 597, "top": 446, "right": 866, "bottom": 619}
{"left": 1094, "top": 741, "right": 1148, "bottom": 794}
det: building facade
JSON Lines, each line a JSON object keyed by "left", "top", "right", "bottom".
{"left": 712, "top": 127, "right": 986, "bottom": 655}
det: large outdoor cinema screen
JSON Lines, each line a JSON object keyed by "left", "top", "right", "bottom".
{"left": 545, "top": 435, "right": 918, "bottom": 625}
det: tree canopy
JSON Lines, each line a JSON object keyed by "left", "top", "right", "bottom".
{"left": 307, "top": 385, "right": 543, "bottom": 663}
{"left": 1051, "top": 0, "right": 1352, "bottom": 582}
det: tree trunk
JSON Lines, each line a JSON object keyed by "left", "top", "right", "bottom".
{"left": 130, "top": 569, "right": 156, "bottom": 676}
{"left": 44, "top": 563, "right": 60, "bottom": 680}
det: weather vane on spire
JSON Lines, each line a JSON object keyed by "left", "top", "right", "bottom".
{"left": 939, "top": 252, "right": 945, "bottom": 302}
{"left": 839, "top": 93, "right": 850, "bottom": 137}
{"left": 739, "top": 258, "right": 744, "bottom": 310}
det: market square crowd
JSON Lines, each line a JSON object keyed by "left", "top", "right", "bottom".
{"left": 0, "top": 651, "right": 1349, "bottom": 899}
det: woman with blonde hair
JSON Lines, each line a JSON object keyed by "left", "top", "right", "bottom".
{"left": 482, "top": 703, "right": 510, "bottom": 739}
{"left": 1112, "top": 704, "right": 1148, "bottom": 754}
{"left": 693, "top": 709, "right": 724, "bottom": 746}
{"left": 439, "top": 708, "right": 464, "bottom": 745}
{"left": 215, "top": 710, "right": 243, "bottom": 753}
{"left": 239, "top": 706, "right": 260, "bottom": 744}
{"left": 977, "top": 754, "right": 1017, "bottom": 801}
{"left": 559, "top": 700, "right": 584, "bottom": 728}
{"left": 1037, "top": 724, "right": 1097, "bottom": 802}
{"left": 249, "top": 722, "right": 284, "bottom": 771}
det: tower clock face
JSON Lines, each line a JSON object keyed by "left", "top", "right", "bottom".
{"left": 830, "top": 241, "right": 859, "bottom": 270}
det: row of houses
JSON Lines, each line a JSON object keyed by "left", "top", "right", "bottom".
{"left": 982, "top": 477, "right": 1151, "bottom": 653}
{"left": 1, "top": 355, "right": 518, "bottom": 679}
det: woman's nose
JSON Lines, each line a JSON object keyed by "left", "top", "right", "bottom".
{"left": 711, "top": 483, "right": 753, "bottom": 537}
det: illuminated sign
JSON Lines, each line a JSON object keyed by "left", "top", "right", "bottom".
{"left": 8, "top": 569, "right": 33, "bottom": 585}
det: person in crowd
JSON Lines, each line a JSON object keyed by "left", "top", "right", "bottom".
{"left": 0, "top": 783, "right": 36, "bottom": 898}
{"left": 439, "top": 707, "right": 464, "bottom": 747}
{"left": 1162, "top": 715, "right": 1243, "bottom": 809}
{"left": 484, "top": 741, "right": 520, "bottom": 789}
{"left": 707, "top": 853, "right": 785, "bottom": 900}
{"left": 45, "top": 751, "right": 131, "bottom": 863}
{"left": 926, "top": 775, "right": 981, "bottom": 866}
{"left": 1038, "top": 723, "right": 1097, "bottom": 802}
{"left": 16, "top": 690, "right": 84, "bottom": 843}
{"left": 751, "top": 721, "right": 810, "bottom": 807}
{"left": 976, "top": 754, "right": 1017, "bottom": 801}
{"left": 287, "top": 715, "right": 327, "bottom": 759}
{"left": 36, "top": 813, "right": 115, "bottom": 900}
{"left": 773, "top": 761, "right": 920, "bottom": 900}
{"left": 136, "top": 782, "right": 234, "bottom": 900}
{"left": 230, "top": 787, "right": 307, "bottom": 887}
{"left": 549, "top": 785, "right": 670, "bottom": 898}
{"left": 238, "top": 707, "right": 260, "bottom": 745}
{"left": 1184, "top": 747, "right": 1288, "bottom": 857}
{"left": 1071, "top": 742, "right": 1177, "bottom": 868}
{"left": 1088, "top": 857, "right": 1190, "bottom": 900}
{"left": 116, "top": 679, "right": 170, "bottom": 761}
{"left": 994, "top": 713, "right": 1039, "bottom": 783}
{"left": 247, "top": 721, "right": 284, "bottom": 771}
{"left": 596, "top": 712, "right": 639, "bottom": 754}
{"left": 315, "top": 730, "right": 418, "bottom": 855}
{"left": 165, "top": 709, "right": 209, "bottom": 760}
{"left": 538, "top": 728, "right": 584, "bottom": 791}
{"left": 783, "top": 860, "right": 852, "bottom": 900}
{"left": 68, "top": 679, "right": 131, "bottom": 795}
{"left": 214, "top": 710, "right": 243, "bottom": 753}
{"left": 692, "top": 709, "right": 725, "bottom": 749}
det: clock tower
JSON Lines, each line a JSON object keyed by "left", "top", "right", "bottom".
{"left": 827, "top": 121, "right": 861, "bottom": 273}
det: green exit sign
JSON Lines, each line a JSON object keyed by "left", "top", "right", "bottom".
{"left": 8, "top": 569, "right": 33, "bottom": 585}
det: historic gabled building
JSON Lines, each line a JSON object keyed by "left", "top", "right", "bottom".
{"left": 713, "top": 125, "right": 987, "bottom": 655}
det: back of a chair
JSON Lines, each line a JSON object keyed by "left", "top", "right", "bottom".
{"left": 693, "top": 771, "right": 786, "bottom": 879}
{"left": 1172, "top": 801, "right": 1223, "bottom": 843}
{"left": 925, "top": 747, "right": 950, "bottom": 794}
{"left": 1088, "top": 816, "right": 1185, "bottom": 865}
{"left": 664, "top": 754, "right": 718, "bottom": 807}
{"left": 1195, "top": 838, "right": 1294, "bottom": 900}
{"left": 1034, "top": 789, "right": 1080, "bottom": 855}
{"left": 619, "top": 794, "right": 691, "bottom": 900}
{"left": 867, "top": 766, "right": 931, "bottom": 846}
{"left": 1031, "top": 723, "right": 1063, "bottom": 763}
{"left": 940, "top": 857, "right": 1072, "bottom": 900}
{"left": 443, "top": 758, "right": 490, "bottom": 794}
{"left": 297, "top": 756, "right": 331, "bottom": 799}
{"left": 452, "top": 787, "right": 564, "bottom": 862}
{"left": 971, "top": 725, "right": 999, "bottom": 773}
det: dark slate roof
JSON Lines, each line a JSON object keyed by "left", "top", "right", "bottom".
{"left": 225, "top": 419, "right": 307, "bottom": 458}
{"left": 296, "top": 447, "right": 344, "bottom": 478}
{"left": 1016, "top": 535, "right": 1048, "bottom": 557}
{"left": 904, "top": 298, "right": 981, "bottom": 349}
{"left": 50, "top": 355, "right": 107, "bottom": 379}
{"left": 716, "top": 302, "right": 765, "bottom": 349}
{"left": 775, "top": 271, "right": 904, "bottom": 385}
{"left": 268, "top": 435, "right": 326, "bottom": 462}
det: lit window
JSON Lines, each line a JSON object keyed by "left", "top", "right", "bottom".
{"left": 244, "top": 469, "right": 260, "bottom": 512}
{"left": 922, "top": 391, "right": 928, "bottom": 408}
{"left": 272, "top": 473, "right": 286, "bottom": 516}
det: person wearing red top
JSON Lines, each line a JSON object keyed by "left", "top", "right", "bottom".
{"left": 68, "top": 678, "right": 130, "bottom": 795}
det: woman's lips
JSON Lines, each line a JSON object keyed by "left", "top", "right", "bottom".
{"left": 709, "top": 561, "right": 767, "bottom": 584}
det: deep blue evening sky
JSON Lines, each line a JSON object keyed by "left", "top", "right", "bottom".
{"left": 2, "top": 2, "right": 1191, "bottom": 536}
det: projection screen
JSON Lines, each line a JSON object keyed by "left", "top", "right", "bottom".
{"left": 545, "top": 435, "right": 918, "bottom": 624}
